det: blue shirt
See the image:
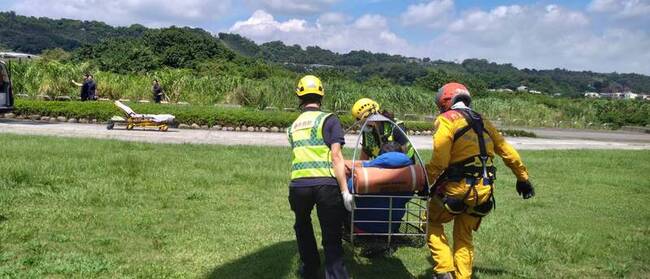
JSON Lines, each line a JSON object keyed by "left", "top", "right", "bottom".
{"left": 363, "top": 152, "right": 412, "bottom": 168}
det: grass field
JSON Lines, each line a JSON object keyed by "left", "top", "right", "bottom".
{"left": 0, "top": 134, "right": 649, "bottom": 278}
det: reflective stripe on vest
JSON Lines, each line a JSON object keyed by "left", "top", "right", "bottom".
{"left": 288, "top": 111, "right": 334, "bottom": 180}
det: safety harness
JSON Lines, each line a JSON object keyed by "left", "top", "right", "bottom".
{"left": 436, "top": 108, "right": 496, "bottom": 217}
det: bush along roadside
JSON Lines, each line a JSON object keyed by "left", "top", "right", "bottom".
{"left": 7, "top": 99, "right": 536, "bottom": 137}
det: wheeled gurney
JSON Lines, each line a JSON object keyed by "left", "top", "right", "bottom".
{"left": 107, "top": 100, "right": 175, "bottom": 131}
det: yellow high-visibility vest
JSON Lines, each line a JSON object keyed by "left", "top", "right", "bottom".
{"left": 288, "top": 111, "right": 335, "bottom": 180}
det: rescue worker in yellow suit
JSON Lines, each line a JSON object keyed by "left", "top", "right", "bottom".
{"left": 425, "top": 82, "right": 535, "bottom": 279}
{"left": 288, "top": 75, "right": 353, "bottom": 279}
{"left": 351, "top": 98, "right": 415, "bottom": 160}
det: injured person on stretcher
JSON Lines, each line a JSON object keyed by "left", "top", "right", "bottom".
{"left": 344, "top": 143, "right": 428, "bottom": 257}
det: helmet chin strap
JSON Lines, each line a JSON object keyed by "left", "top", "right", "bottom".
{"left": 450, "top": 101, "right": 469, "bottom": 110}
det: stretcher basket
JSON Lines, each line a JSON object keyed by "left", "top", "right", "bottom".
{"left": 348, "top": 113, "right": 430, "bottom": 248}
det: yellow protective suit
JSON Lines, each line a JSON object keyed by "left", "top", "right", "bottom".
{"left": 425, "top": 109, "right": 529, "bottom": 279}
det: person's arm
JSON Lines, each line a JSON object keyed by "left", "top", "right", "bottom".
{"left": 323, "top": 115, "right": 354, "bottom": 210}
{"left": 333, "top": 142, "right": 354, "bottom": 211}
{"left": 331, "top": 143, "right": 348, "bottom": 193}
{"left": 425, "top": 116, "right": 454, "bottom": 184}
{"left": 71, "top": 80, "right": 82, "bottom": 87}
{"left": 484, "top": 119, "right": 529, "bottom": 181}
{"left": 484, "top": 119, "right": 535, "bottom": 199}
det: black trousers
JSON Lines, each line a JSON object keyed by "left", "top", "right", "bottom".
{"left": 289, "top": 185, "right": 349, "bottom": 279}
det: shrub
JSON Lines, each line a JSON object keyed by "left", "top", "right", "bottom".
{"left": 14, "top": 100, "right": 541, "bottom": 138}
{"left": 13, "top": 100, "right": 437, "bottom": 132}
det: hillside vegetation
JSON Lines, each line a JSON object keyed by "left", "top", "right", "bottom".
{"left": 11, "top": 60, "right": 649, "bottom": 128}
{"left": 219, "top": 33, "right": 650, "bottom": 97}
{"left": 3, "top": 11, "right": 650, "bottom": 96}
{"left": 0, "top": 11, "right": 145, "bottom": 53}
{"left": 2, "top": 12, "right": 649, "bottom": 128}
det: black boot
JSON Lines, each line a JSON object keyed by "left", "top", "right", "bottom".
{"left": 298, "top": 262, "right": 319, "bottom": 279}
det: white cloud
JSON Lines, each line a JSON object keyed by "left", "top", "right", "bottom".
{"left": 588, "top": 0, "right": 650, "bottom": 18}
{"left": 401, "top": 0, "right": 454, "bottom": 28}
{"left": 10, "top": 0, "right": 231, "bottom": 27}
{"left": 354, "top": 14, "right": 387, "bottom": 29}
{"left": 317, "top": 12, "right": 349, "bottom": 25}
{"left": 448, "top": 5, "right": 524, "bottom": 33}
{"left": 230, "top": 10, "right": 308, "bottom": 36}
{"left": 416, "top": 4, "right": 650, "bottom": 74}
{"left": 588, "top": 0, "right": 619, "bottom": 12}
{"left": 244, "top": 0, "right": 339, "bottom": 14}
{"left": 230, "top": 10, "right": 408, "bottom": 55}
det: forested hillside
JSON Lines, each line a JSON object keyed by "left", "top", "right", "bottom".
{"left": 0, "top": 11, "right": 145, "bottom": 53}
{"left": 219, "top": 33, "right": 650, "bottom": 96}
{"left": 2, "top": 11, "right": 650, "bottom": 99}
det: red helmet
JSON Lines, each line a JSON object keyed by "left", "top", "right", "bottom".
{"left": 435, "top": 82, "right": 471, "bottom": 112}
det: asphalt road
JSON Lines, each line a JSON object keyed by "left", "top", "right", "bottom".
{"left": 1, "top": 119, "right": 649, "bottom": 150}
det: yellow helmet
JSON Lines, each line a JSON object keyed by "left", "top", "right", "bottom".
{"left": 295, "top": 75, "right": 324, "bottom": 97}
{"left": 351, "top": 98, "right": 380, "bottom": 120}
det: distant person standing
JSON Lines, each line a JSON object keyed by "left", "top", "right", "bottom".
{"left": 88, "top": 75, "right": 97, "bottom": 100}
{"left": 152, "top": 79, "right": 164, "bottom": 103}
{"left": 0, "top": 69, "right": 5, "bottom": 93}
{"left": 71, "top": 74, "right": 91, "bottom": 101}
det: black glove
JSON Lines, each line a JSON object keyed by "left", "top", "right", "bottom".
{"left": 516, "top": 180, "right": 535, "bottom": 199}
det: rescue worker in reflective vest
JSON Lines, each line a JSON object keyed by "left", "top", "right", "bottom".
{"left": 425, "top": 82, "right": 535, "bottom": 279}
{"left": 351, "top": 98, "right": 414, "bottom": 160}
{"left": 288, "top": 75, "right": 353, "bottom": 279}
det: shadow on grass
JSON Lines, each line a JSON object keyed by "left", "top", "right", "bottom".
{"left": 345, "top": 249, "right": 414, "bottom": 279}
{"left": 417, "top": 255, "right": 510, "bottom": 278}
{"left": 205, "top": 240, "right": 416, "bottom": 278}
{"left": 206, "top": 241, "right": 298, "bottom": 279}
{"left": 472, "top": 266, "right": 509, "bottom": 278}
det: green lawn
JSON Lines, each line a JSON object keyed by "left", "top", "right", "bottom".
{"left": 0, "top": 134, "right": 648, "bottom": 278}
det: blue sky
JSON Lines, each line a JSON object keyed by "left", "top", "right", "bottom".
{"left": 2, "top": 0, "right": 649, "bottom": 74}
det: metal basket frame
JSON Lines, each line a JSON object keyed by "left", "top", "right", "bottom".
{"left": 349, "top": 113, "right": 431, "bottom": 247}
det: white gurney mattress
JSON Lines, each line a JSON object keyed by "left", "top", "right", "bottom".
{"left": 114, "top": 100, "right": 175, "bottom": 123}
{"left": 142, "top": 114, "right": 175, "bottom": 122}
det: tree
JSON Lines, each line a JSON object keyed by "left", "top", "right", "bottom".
{"left": 76, "top": 38, "right": 159, "bottom": 73}
{"left": 144, "top": 27, "right": 235, "bottom": 68}
{"left": 40, "top": 48, "right": 71, "bottom": 61}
